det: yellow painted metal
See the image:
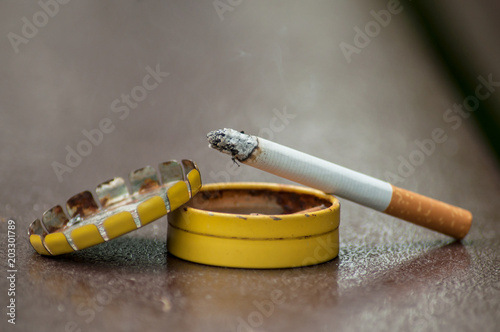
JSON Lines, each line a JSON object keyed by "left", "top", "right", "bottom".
{"left": 71, "top": 224, "right": 104, "bottom": 250}
{"left": 103, "top": 211, "right": 137, "bottom": 239}
{"left": 170, "top": 183, "right": 340, "bottom": 239}
{"left": 29, "top": 234, "right": 51, "bottom": 256}
{"left": 168, "top": 226, "right": 339, "bottom": 269}
{"left": 167, "top": 182, "right": 340, "bottom": 269}
{"left": 187, "top": 169, "right": 202, "bottom": 195}
{"left": 28, "top": 159, "right": 202, "bottom": 256}
{"left": 138, "top": 196, "right": 168, "bottom": 226}
{"left": 167, "top": 181, "right": 190, "bottom": 211}
{"left": 44, "top": 233, "right": 74, "bottom": 255}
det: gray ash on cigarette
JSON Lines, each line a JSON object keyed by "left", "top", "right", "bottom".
{"left": 207, "top": 128, "right": 258, "bottom": 161}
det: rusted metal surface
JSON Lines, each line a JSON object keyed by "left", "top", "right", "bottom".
{"left": 66, "top": 191, "right": 99, "bottom": 218}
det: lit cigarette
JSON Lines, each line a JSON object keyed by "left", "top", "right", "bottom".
{"left": 207, "top": 128, "right": 472, "bottom": 239}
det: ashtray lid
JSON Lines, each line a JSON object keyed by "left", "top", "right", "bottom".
{"left": 28, "top": 159, "right": 202, "bottom": 256}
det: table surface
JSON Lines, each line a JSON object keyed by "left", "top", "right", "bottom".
{"left": 1, "top": 1, "right": 499, "bottom": 331}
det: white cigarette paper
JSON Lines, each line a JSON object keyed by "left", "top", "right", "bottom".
{"left": 207, "top": 128, "right": 473, "bottom": 239}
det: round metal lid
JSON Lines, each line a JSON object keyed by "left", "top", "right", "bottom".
{"left": 28, "top": 159, "right": 202, "bottom": 256}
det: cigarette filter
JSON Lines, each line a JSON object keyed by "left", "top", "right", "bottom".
{"left": 28, "top": 159, "right": 202, "bottom": 256}
{"left": 207, "top": 128, "right": 472, "bottom": 239}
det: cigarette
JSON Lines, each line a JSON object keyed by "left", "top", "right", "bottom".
{"left": 207, "top": 128, "right": 472, "bottom": 239}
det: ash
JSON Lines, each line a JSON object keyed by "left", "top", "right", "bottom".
{"left": 207, "top": 128, "right": 258, "bottom": 161}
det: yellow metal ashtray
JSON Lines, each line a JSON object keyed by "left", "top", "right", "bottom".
{"left": 28, "top": 160, "right": 202, "bottom": 256}
{"left": 167, "top": 182, "right": 340, "bottom": 269}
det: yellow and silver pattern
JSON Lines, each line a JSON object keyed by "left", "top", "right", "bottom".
{"left": 28, "top": 159, "right": 202, "bottom": 256}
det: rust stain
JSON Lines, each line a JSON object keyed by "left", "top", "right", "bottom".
{"left": 43, "top": 205, "right": 69, "bottom": 232}
{"left": 201, "top": 189, "right": 223, "bottom": 200}
{"left": 100, "top": 195, "right": 110, "bottom": 207}
{"left": 139, "top": 178, "right": 160, "bottom": 193}
{"left": 67, "top": 191, "right": 98, "bottom": 217}
{"left": 192, "top": 188, "right": 332, "bottom": 215}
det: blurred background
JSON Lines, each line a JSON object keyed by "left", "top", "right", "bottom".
{"left": 1, "top": 0, "right": 499, "bottom": 212}
{"left": 1, "top": 1, "right": 499, "bottom": 331}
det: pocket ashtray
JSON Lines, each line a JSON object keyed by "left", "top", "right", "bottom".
{"left": 167, "top": 182, "right": 340, "bottom": 269}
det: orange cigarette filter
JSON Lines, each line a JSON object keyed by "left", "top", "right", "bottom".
{"left": 384, "top": 185, "right": 471, "bottom": 239}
